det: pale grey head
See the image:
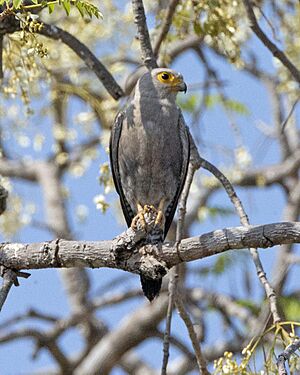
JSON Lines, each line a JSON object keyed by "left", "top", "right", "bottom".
{"left": 135, "top": 68, "right": 187, "bottom": 100}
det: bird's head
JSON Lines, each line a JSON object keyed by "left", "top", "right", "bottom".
{"left": 136, "top": 68, "right": 187, "bottom": 100}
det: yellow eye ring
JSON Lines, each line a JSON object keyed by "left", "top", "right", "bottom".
{"left": 157, "top": 71, "right": 175, "bottom": 84}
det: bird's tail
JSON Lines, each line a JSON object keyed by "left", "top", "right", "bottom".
{"left": 140, "top": 274, "right": 162, "bottom": 302}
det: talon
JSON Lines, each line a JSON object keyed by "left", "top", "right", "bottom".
{"left": 144, "top": 205, "right": 151, "bottom": 213}
{"left": 154, "top": 210, "right": 164, "bottom": 228}
{"left": 131, "top": 212, "right": 147, "bottom": 230}
{"left": 131, "top": 203, "right": 147, "bottom": 231}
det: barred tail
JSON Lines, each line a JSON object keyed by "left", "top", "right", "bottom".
{"left": 140, "top": 274, "right": 162, "bottom": 302}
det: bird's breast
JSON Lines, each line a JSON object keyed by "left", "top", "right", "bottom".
{"left": 118, "top": 103, "right": 183, "bottom": 213}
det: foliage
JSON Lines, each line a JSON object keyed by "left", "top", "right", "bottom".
{"left": 0, "top": 0, "right": 102, "bottom": 18}
{"left": 214, "top": 322, "right": 300, "bottom": 374}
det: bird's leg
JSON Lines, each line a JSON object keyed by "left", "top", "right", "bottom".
{"left": 131, "top": 203, "right": 147, "bottom": 230}
{"left": 154, "top": 199, "right": 165, "bottom": 229}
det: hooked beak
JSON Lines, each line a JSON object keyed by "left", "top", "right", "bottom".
{"left": 178, "top": 81, "right": 187, "bottom": 94}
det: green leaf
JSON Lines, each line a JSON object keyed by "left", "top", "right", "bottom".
{"left": 193, "top": 21, "right": 202, "bottom": 36}
{"left": 48, "top": 2, "right": 55, "bottom": 13}
{"left": 75, "top": 2, "right": 85, "bottom": 17}
{"left": 62, "top": 0, "right": 71, "bottom": 15}
{"left": 222, "top": 98, "right": 250, "bottom": 115}
{"left": 212, "top": 254, "right": 232, "bottom": 275}
{"left": 12, "top": 0, "right": 22, "bottom": 9}
{"left": 236, "top": 299, "right": 260, "bottom": 315}
{"left": 207, "top": 205, "right": 235, "bottom": 218}
{"left": 280, "top": 296, "right": 300, "bottom": 320}
{"left": 74, "top": 1, "right": 102, "bottom": 19}
{"left": 177, "top": 94, "right": 200, "bottom": 112}
{"left": 204, "top": 94, "right": 220, "bottom": 108}
{"left": 204, "top": 94, "right": 250, "bottom": 115}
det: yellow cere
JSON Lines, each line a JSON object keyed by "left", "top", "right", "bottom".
{"left": 157, "top": 71, "right": 181, "bottom": 85}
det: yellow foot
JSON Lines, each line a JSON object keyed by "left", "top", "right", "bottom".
{"left": 131, "top": 213, "right": 146, "bottom": 230}
{"left": 131, "top": 204, "right": 165, "bottom": 232}
{"left": 154, "top": 210, "right": 164, "bottom": 228}
{"left": 131, "top": 203, "right": 148, "bottom": 231}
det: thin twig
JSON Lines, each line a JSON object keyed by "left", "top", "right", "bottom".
{"left": 281, "top": 96, "right": 300, "bottom": 133}
{"left": 277, "top": 338, "right": 300, "bottom": 375}
{"left": 172, "top": 156, "right": 210, "bottom": 375}
{"left": 243, "top": 0, "right": 300, "bottom": 83}
{"left": 200, "top": 157, "right": 281, "bottom": 324}
{"left": 131, "top": 0, "right": 158, "bottom": 70}
{"left": 0, "top": 35, "right": 3, "bottom": 79}
{"left": 175, "top": 296, "right": 210, "bottom": 375}
{"left": 162, "top": 158, "right": 199, "bottom": 374}
{"left": 257, "top": 4, "right": 279, "bottom": 42}
{"left": 0, "top": 269, "right": 16, "bottom": 312}
{"left": 153, "top": 0, "right": 180, "bottom": 57}
{"left": 0, "top": 185, "right": 8, "bottom": 215}
{"left": 161, "top": 267, "right": 178, "bottom": 375}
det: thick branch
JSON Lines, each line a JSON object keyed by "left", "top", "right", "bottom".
{"left": 74, "top": 296, "right": 168, "bottom": 375}
{"left": 243, "top": 0, "right": 300, "bottom": 84}
{"left": 0, "top": 159, "right": 37, "bottom": 181}
{"left": 0, "top": 222, "right": 299, "bottom": 272}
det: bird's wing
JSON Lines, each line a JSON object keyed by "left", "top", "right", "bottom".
{"left": 109, "top": 111, "right": 135, "bottom": 227}
{"left": 164, "top": 112, "right": 190, "bottom": 237}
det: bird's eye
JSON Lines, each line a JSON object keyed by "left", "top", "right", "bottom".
{"left": 157, "top": 71, "right": 174, "bottom": 84}
{"left": 161, "top": 73, "right": 170, "bottom": 80}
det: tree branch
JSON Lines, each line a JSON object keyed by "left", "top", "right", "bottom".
{"left": 0, "top": 158, "right": 37, "bottom": 181}
{"left": 0, "top": 184, "right": 8, "bottom": 215}
{"left": 39, "top": 24, "right": 124, "bottom": 99}
{"left": 0, "top": 268, "right": 30, "bottom": 311}
{"left": 0, "top": 269, "right": 16, "bottom": 311}
{"left": 0, "top": 34, "right": 3, "bottom": 79}
{"left": 175, "top": 296, "right": 210, "bottom": 375}
{"left": 200, "top": 157, "right": 281, "bottom": 324}
{"left": 73, "top": 296, "right": 168, "bottom": 375}
{"left": 153, "top": 0, "right": 180, "bottom": 57}
{"left": 0, "top": 222, "right": 299, "bottom": 272}
{"left": 131, "top": 0, "right": 158, "bottom": 70}
{"left": 242, "top": 0, "right": 300, "bottom": 84}
{"left": 0, "top": 15, "right": 124, "bottom": 100}
{"left": 277, "top": 338, "right": 300, "bottom": 375}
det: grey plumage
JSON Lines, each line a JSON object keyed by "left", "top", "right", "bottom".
{"left": 110, "top": 68, "right": 190, "bottom": 300}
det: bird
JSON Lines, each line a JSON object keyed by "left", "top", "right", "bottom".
{"left": 109, "top": 67, "right": 190, "bottom": 301}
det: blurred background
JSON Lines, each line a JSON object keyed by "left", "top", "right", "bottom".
{"left": 0, "top": 0, "right": 299, "bottom": 374}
